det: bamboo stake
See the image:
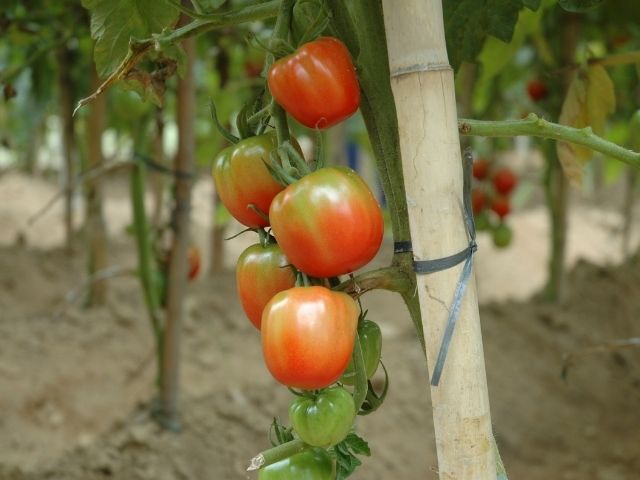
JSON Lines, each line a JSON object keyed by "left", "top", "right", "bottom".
{"left": 381, "top": 2, "right": 495, "bottom": 479}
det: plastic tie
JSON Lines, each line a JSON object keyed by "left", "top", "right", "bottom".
{"left": 412, "top": 147, "right": 477, "bottom": 386}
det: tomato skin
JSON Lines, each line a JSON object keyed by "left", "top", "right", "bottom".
{"left": 473, "top": 158, "right": 490, "bottom": 180}
{"left": 492, "top": 168, "right": 518, "bottom": 195}
{"left": 492, "top": 223, "right": 513, "bottom": 248}
{"left": 261, "top": 286, "right": 358, "bottom": 390}
{"left": 471, "top": 189, "right": 486, "bottom": 215}
{"left": 212, "top": 133, "right": 284, "bottom": 228}
{"left": 289, "top": 386, "right": 355, "bottom": 448}
{"left": 340, "top": 320, "right": 382, "bottom": 386}
{"left": 491, "top": 196, "right": 511, "bottom": 219}
{"left": 236, "top": 243, "right": 296, "bottom": 330}
{"left": 269, "top": 166, "right": 384, "bottom": 278}
{"left": 527, "top": 79, "right": 549, "bottom": 102}
{"left": 268, "top": 37, "right": 360, "bottom": 129}
{"left": 258, "top": 448, "right": 334, "bottom": 480}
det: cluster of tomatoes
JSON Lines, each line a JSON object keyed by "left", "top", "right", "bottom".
{"left": 472, "top": 159, "right": 518, "bottom": 248}
{"left": 213, "top": 37, "right": 383, "bottom": 478}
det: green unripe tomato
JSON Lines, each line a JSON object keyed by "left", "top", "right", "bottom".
{"left": 258, "top": 448, "right": 334, "bottom": 480}
{"left": 474, "top": 211, "right": 492, "bottom": 232}
{"left": 289, "top": 386, "right": 355, "bottom": 448}
{"left": 492, "top": 223, "right": 513, "bottom": 248}
{"left": 340, "top": 319, "right": 382, "bottom": 385}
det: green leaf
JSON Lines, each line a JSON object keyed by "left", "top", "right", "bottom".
{"left": 444, "top": 0, "right": 539, "bottom": 71}
{"left": 472, "top": 6, "right": 544, "bottom": 112}
{"left": 81, "top": 0, "right": 179, "bottom": 77}
{"left": 557, "top": 65, "right": 616, "bottom": 183}
{"left": 330, "top": 432, "right": 370, "bottom": 480}
{"left": 558, "top": 0, "right": 605, "bottom": 12}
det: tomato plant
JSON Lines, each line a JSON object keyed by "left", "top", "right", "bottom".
{"left": 289, "top": 386, "right": 355, "bottom": 447}
{"left": 471, "top": 189, "right": 486, "bottom": 215}
{"left": 269, "top": 166, "right": 384, "bottom": 278}
{"left": 258, "top": 448, "right": 334, "bottom": 480}
{"left": 492, "top": 168, "right": 518, "bottom": 195}
{"left": 472, "top": 158, "right": 490, "bottom": 180}
{"left": 261, "top": 286, "right": 358, "bottom": 390}
{"left": 236, "top": 242, "right": 296, "bottom": 330}
{"left": 212, "top": 132, "right": 285, "bottom": 228}
{"left": 340, "top": 319, "right": 382, "bottom": 386}
{"left": 527, "top": 79, "right": 549, "bottom": 102}
{"left": 490, "top": 196, "right": 511, "bottom": 219}
{"left": 492, "top": 223, "right": 513, "bottom": 248}
{"left": 268, "top": 37, "right": 360, "bottom": 129}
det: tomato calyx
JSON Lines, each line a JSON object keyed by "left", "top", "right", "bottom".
{"left": 268, "top": 417, "right": 296, "bottom": 447}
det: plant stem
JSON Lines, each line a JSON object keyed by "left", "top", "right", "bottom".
{"left": 266, "top": 0, "right": 294, "bottom": 145}
{"left": 247, "top": 439, "right": 310, "bottom": 471}
{"left": 333, "top": 266, "right": 411, "bottom": 298}
{"left": 130, "top": 160, "right": 163, "bottom": 382}
{"left": 459, "top": 114, "right": 640, "bottom": 169}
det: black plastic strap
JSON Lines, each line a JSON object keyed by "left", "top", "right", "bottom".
{"left": 412, "top": 147, "right": 478, "bottom": 386}
{"left": 393, "top": 241, "right": 413, "bottom": 254}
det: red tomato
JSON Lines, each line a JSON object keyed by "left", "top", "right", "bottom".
{"left": 492, "top": 168, "right": 518, "bottom": 195}
{"left": 261, "top": 286, "right": 358, "bottom": 389}
{"left": 269, "top": 166, "right": 384, "bottom": 278}
{"left": 212, "top": 133, "right": 284, "bottom": 228}
{"left": 473, "top": 158, "right": 490, "bottom": 180}
{"left": 491, "top": 196, "right": 511, "bottom": 219}
{"left": 527, "top": 80, "right": 548, "bottom": 102}
{"left": 267, "top": 37, "right": 360, "bottom": 129}
{"left": 472, "top": 189, "right": 486, "bottom": 215}
{"left": 187, "top": 246, "right": 200, "bottom": 281}
{"left": 236, "top": 242, "right": 296, "bottom": 330}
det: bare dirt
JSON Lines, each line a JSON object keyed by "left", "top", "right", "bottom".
{"left": 1, "top": 171, "right": 639, "bottom": 480}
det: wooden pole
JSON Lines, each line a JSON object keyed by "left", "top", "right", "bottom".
{"left": 160, "top": 13, "right": 196, "bottom": 429}
{"left": 381, "top": 1, "right": 496, "bottom": 478}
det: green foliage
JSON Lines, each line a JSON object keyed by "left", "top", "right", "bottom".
{"left": 443, "top": 0, "right": 540, "bottom": 70}
{"left": 471, "top": 6, "right": 545, "bottom": 113}
{"left": 558, "top": 0, "right": 605, "bottom": 12}
{"left": 329, "top": 432, "right": 371, "bottom": 480}
{"left": 81, "top": 0, "right": 179, "bottom": 77}
{"left": 557, "top": 65, "right": 616, "bottom": 182}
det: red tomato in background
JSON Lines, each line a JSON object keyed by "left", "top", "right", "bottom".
{"left": 472, "top": 189, "right": 486, "bottom": 215}
{"left": 212, "top": 133, "right": 284, "bottom": 228}
{"left": 527, "top": 79, "right": 549, "bottom": 102}
{"left": 491, "top": 196, "right": 511, "bottom": 219}
{"left": 261, "top": 286, "right": 358, "bottom": 390}
{"left": 236, "top": 242, "right": 296, "bottom": 330}
{"left": 492, "top": 168, "right": 518, "bottom": 195}
{"left": 187, "top": 246, "right": 200, "bottom": 281}
{"left": 268, "top": 37, "right": 360, "bottom": 129}
{"left": 269, "top": 166, "right": 384, "bottom": 278}
{"left": 473, "top": 158, "right": 490, "bottom": 180}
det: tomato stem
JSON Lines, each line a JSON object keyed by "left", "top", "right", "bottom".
{"left": 267, "top": 0, "right": 295, "bottom": 145}
{"left": 459, "top": 113, "right": 640, "bottom": 169}
{"left": 334, "top": 266, "right": 411, "bottom": 298}
{"left": 281, "top": 141, "right": 312, "bottom": 175}
{"left": 247, "top": 438, "right": 311, "bottom": 471}
{"left": 209, "top": 100, "right": 239, "bottom": 144}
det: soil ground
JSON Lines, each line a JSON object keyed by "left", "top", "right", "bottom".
{"left": 1, "top": 171, "right": 639, "bottom": 480}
